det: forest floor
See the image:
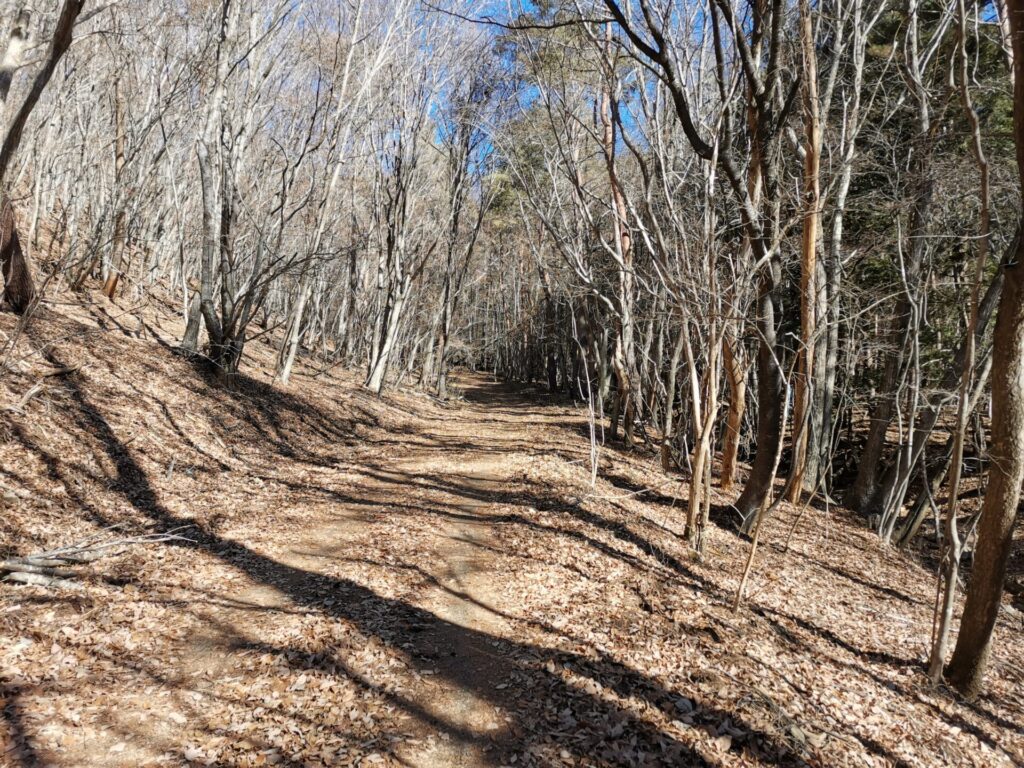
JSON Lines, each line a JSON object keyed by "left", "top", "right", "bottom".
{"left": 1, "top": 292, "right": 1023, "bottom": 768}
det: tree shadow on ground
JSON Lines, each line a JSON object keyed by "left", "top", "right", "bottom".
{"left": 1, "top": 679, "right": 41, "bottom": 767}
{"left": 0, "top": 350, "right": 835, "bottom": 767}
{"left": 349, "top": 464, "right": 724, "bottom": 599}
{"left": 5, "top": 321, "right": 993, "bottom": 767}
{"left": 747, "top": 603, "right": 1018, "bottom": 757}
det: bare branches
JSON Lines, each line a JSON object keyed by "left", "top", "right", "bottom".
{"left": 421, "top": 1, "right": 612, "bottom": 32}
{"left": 0, "top": 0, "right": 86, "bottom": 186}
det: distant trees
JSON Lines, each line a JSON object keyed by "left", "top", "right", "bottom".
{"left": 483, "top": 0, "right": 1021, "bottom": 694}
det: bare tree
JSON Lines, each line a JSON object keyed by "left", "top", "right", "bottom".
{"left": 0, "top": 1, "right": 85, "bottom": 313}
{"left": 945, "top": 0, "right": 1024, "bottom": 698}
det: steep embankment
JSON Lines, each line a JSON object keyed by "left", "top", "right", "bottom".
{"left": 1, "top": 293, "right": 1022, "bottom": 768}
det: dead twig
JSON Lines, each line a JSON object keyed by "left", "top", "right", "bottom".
{"left": 1, "top": 527, "right": 193, "bottom": 588}
{"left": 3, "top": 364, "right": 81, "bottom": 413}
{"left": 4, "top": 380, "right": 44, "bottom": 413}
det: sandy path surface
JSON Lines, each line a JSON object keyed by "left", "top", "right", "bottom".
{"left": 173, "top": 377, "right": 553, "bottom": 767}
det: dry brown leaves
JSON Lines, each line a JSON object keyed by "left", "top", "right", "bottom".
{"left": 1, "top": 292, "right": 1022, "bottom": 767}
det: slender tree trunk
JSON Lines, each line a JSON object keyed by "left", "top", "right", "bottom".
{"left": 277, "top": 270, "right": 313, "bottom": 385}
{"left": 662, "top": 325, "right": 685, "bottom": 471}
{"left": 437, "top": 318, "right": 452, "bottom": 398}
{"left": 787, "top": 0, "right": 822, "bottom": 503}
{"left": 103, "top": 81, "right": 127, "bottom": 299}
{"left": 601, "top": 25, "right": 636, "bottom": 447}
{"left": 721, "top": 331, "right": 747, "bottom": 490}
{"left": 929, "top": 0, "right": 991, "bottom": 680}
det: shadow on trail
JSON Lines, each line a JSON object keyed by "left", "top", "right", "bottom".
{"left": 7, "top": 350, "right": 905, "bottom": 767}
{"left": 1, "top": 678, "right": 41, "bottom": 768}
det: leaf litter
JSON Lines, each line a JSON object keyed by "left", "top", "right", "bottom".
{"left": 0, "top": 295, "right": 1021, "bottom": 767}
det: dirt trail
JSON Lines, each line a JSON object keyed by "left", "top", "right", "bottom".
{"left": 185, "top": 378, "right": 541, "bottom": 767}
{"left": 384, "top": 466, "right": 511, "bottom": 767}
{"left": 5, "top": 338, "right": 1024, "bottom": 768}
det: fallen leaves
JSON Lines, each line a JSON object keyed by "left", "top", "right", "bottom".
{"left": 0, "top": 302, "right": 1021, "bottom": 767}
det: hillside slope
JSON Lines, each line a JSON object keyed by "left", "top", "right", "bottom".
{"left": 1, "top": 294, "right": 1022, "bottom": 768}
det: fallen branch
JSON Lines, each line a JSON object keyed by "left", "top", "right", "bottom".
{"left": 40, "top": 364, "right": 80, "bottom": 377}
{"left": 1, "top": 527, "right": 193, "bottom": 588}
{"left": 4, "top": 380, "right": 43, "bottom": 412}
{"left": 0, "top": 560, "right": 77, "bottom": 577}
{"left": 3, "top": 365, "right": 80, "bottom": 413}
{"left": 4, "top": 571, "right": 81, "bottom": 589}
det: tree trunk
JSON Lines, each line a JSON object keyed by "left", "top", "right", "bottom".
{"left": 277, "top": 270, "right": 312, "bottom": 385}
{"left": 0, "top": 2, "right": 84, "bottom": 315}
{"left": 0, "top": 1, "right": 86, "bottom": 185}
{"left": 787, "top": 0, "right": 822, "bottom": 503}
{"left": 103, "top": 80, "right": 127, "bottom": 299}
{"left": 945, "top": 0, "right": 1024, "bottom": 696}
{"left": 601, "top": 25, "right": 636, "bottom": 448}
{"left": 0, "top": 201, "right": 35, "bottom": 313}
{"left": 945, "top": 235, "right": 1024, "bottom": 698}
{"left": 734, "top": 260, "right": 784, "bottom": 522}
{"left": 366, "top": 276, "right": 410, "bottom": 394}
{"left": 662, "top": 325, "right": 685, "bottom": 471}
{"left": 180, "top": 289, "right": 203, "bottom": 354}
{"left": 848, "top": 2, "right": 934, "bottom": 514}
{"left": 928, "top": 0, "right": 991, "bottom": 679}
{"left": 720, "top": 331, "right": 747, "bottom": 491}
